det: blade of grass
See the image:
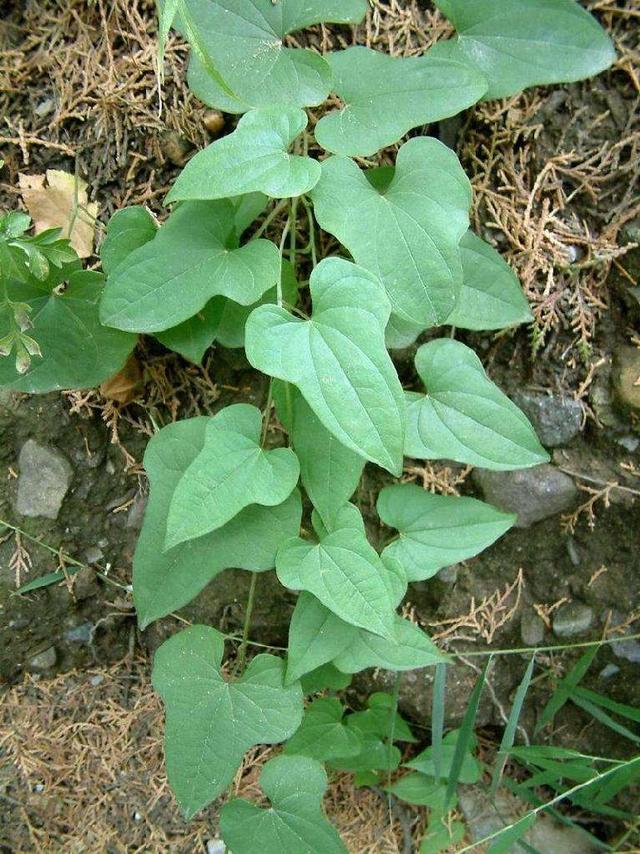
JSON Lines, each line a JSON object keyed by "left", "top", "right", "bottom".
{"left": 572, "top": 686, "right": 640, "bottom": 723}
{"left": 444, "top": 658, "right": 490, "bottom": 809}
{"left": 571, "top": 695, "right": 640, "bottom": 744}
{"left": 490, "top": 655, "right": 535, "bottom": 798}
{"left": 16, "top": 566, "right": 80, "bottom": 594}
{"left": 535, "top": 647, "right": 598, "bottom": 735}
{"left": 431, "top": 663, "right": 446, "bottom": 781}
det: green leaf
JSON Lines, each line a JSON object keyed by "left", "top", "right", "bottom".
{"left": 433, "top": 0, "right": 615, "bottom": 100}
{"left": 152, "top": 625, "right": 304, "bottom": 819}
{"left": 534, "top": 647, "right": 597, "bottom": 734}
{"left": 157, "top": 0, "right": 180, "bottom": 73}
{"left": 100, "top": 206, "right": 157, "bottom": 276}
{"left": 378, "top": 483, "right": 515, "bottom": 582}
{"left": 166, "top": 108, "right": 320, "bottom": 203}
{"left": 220, "top": 755, "right": 347, "bottom": 854}
{"left": 310, "top": 138, "right": 471, "bottom": 344}
{"left": 486, "top": 813, "right": 537, "bottom": 854}
{"left": 246, "top": 256, "right": 405, "bottom": 474}
{"left": 491, "top": 655, "right": 536, "bottom": 797}
{"left": 300, "top": 664, "right": 352, "bottom": 695}
{"left": 444, "top": 665, "right": 487, "bottom": 808}
{"left": 156, "top": 259, "right": 299, "bottom": 362}
{"left": 316, "top": 46, "right": 487, "bottom": 156}
{"left": 329, "top": 728, "right": 401, "bottom": 774}
{"left": 405, "top": 729, "right": 481, "bottom": 784}
{"left": 446, "top": 231, "right": 533, "bottom": 331}
{"left": 100, "top": 200, "right": 280, "bottom": 333}
{"left": 420, "top": 819, "right": 465, "bottom": 854}
{"left": 181, "top": 0, "right": 367, "bottom": 113}
{"left": 288, "top": 390, "right": 365, "bottom": 526}
{"left": 332, "top": 613, "right": 448, "bottom": 674}
{"left": 286, "top": 592, "right": 358, "bottom": 685}
{"left": 0, "top": 271, "right": 136, "bottom": 392}
{"left": 284, "top": 697, "right": 363, "bottom": 761}
{"left": 276, "top": 504, "right": 399, "bottom": 640}
{"left": 133, "top": 416, "right": 301, "bottom": 629}
{"left": 388, "top": 774, "right": 448, "bottom": 807}
{"left": 405, "top": 339, "right": 549, "bottom": 469}
{"left": 165, "top": 403, "right": 299, "bottom": 549}
{"left": 347, "top": 692, "right": 417, "bottom": 743}
{"left": 16, "top": 566, "right": 81, "bottom": 594}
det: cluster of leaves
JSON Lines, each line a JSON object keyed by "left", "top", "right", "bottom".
{"left": 0, "top": 0, "right": 617, "bottom": 850}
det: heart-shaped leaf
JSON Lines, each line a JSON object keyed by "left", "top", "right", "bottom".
{"left": 316, "top": 47, "right": 487, "bottom": 156}
{"left": 284, "top": 697, "right": 363, "bottom": 761}
{"left": 286, "top": 592, "right": 358, "bottom": 685}
{"left": 287, "top": 390, "right": 366, "bottom": 526}
{"left": 310, "top": 138, "right": 471, "bottom": 341}
{"left": 220, "top": 755, "right": 347, "bottom": 854}
{"left": 246, "top": 257, "right": 405, "bottom": 474}
{"left": 133, "top": 417, "right": 302, "bottom": 629}
{"left": 166, "top": 108, "right": 321, "bottom": 203}
{"left": 178, "top": 0, "right": 367, "bottom": 113}
{"left": 378, "top": 483, "right": 515, "bottom": 582}
{"left": 153, "top": 625, "right": 304, "bottom": 819}
{"left": 405, "top": 339, "right": 549, "bottom": 469}
{"left": 166, "top": 404, "right": 300, "bottom": 549}
{"left": 0, "top": 270, "right": 136, "bottom": 392}
{"left": 347, "top": 692, "right": 417, "bottom": 743}
{"left": 433, "top": 0, "right": 615, "bottom": 100}
{"left": 446, "top": 231, "right": 533, "bottom": 330}
{"left": 328, "top": 718, "right": 402, "bottom": 774}
{"left": 387, "top": 774, "right": 449, "bottom": 808}
{"left": 100, "top": 206, "right": 157, "bottom": 275}
{"left": 100, "top": 201, "right": 280, "bottom": 333}
{"left": 277, "top": 504, "right": 399, "bottom": 639}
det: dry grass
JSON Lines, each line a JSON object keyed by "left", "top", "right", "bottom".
{"left": 0, "top": 658, "right": 428, "bottom": 853}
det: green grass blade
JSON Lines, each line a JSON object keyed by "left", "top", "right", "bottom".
{"left": 572, "top": 695, "right": 640, "bottom": 744}
{"left": 535, "top": 647, "right": 598, "bottom": 734}
{"left": 490, "top": 655, "right": 535, "bottom": 798}
{"left": 16, "top": 566, "right": 80, "bottom": 594}
{"left": 444, "top": 659, "right": 489, "bottom": 808}
{"left": 572, "top": 686, "right": 640, "bottom": 723}
{"left": 431, "top": 663, "right": 446, "bottom": 781}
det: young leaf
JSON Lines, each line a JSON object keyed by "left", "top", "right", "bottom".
{"left": 284, "top": 697, "right": 363, "bottom": 761}
{"left": 347, "top": 692, "right": 417, "bottom": 743}
{"left": 288, "top": 391, "right": 366, "bottom": 526}
{"left": 378, "top": 483, "right": 515, "bottom": 581}
{"left": 276, "top": 504, "right": 399, "bottom": 640}
{"left": 152, "top": 625, "right": 304, "bottom": 819}
{"left": 420, "top": 818, "right": 465, "bottom": 854}
{"left": 286, "top": 592, "right": 358, "bottom": 685}
{"left": 99, "top": 206, "right": 157, "bottom": 275}
{"left": 220, "top": 755, "right": 347, "bottom": 854}
{"left": 0, "top": 271, "right": 136, "bottom": 392}
{"left": 300, "top": 664, "right": 352, "bottom": 695}
{"left": 165, "top": 404, "right": 300, "bottom": 549}
{"left": 316, "top": 47, "right": 487, "bottom": 156}
{"left": 433, "top": 0, "right": 615, "bottom": 100}
{"left": 246, "top": 256, "right": 406, "bottom": 474}
{"left": 310, "top": 138, "right": 471, "bottom": 343}
{"left": 332, "top": 613, "right": 448, "bottom": 674}
{"left": 179, "top": 0, "right": 367, "bottom": 113}
{"left": 133, "top": 417, "right": 302, "bottom": 629}
{"left": 100, "top": 200, "right": 280, "bottom": 333}
{"left": 166, "top": 108, "right": 321, "bottom": 203}
{"left": 329, "top": 732, "right": 402, "bottom": 774}
{"left": 405, "top": 339, "right": 549, "bottom": 469}
{"left": 446, "top": 231, "right": 533, "bottom": 331}
{"left": 388, "top": 774, "right": 448, "bottom": 808}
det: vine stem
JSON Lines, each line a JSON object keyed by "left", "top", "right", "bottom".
{"left": 253, "top": 198, "right": 289, "bottom": 239}
{"left": 235, "top": 572, "right": 258, "bottom": 674}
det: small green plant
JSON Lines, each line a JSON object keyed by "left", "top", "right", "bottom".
{"left": 0, "top": 0, "right": 619, "bottom": 849}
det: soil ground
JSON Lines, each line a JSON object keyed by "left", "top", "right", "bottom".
{"left": 0, "top": 0, "right": 639, "bottom": 851}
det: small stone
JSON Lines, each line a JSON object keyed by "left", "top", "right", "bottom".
{"left": 33, "top": 782, "right": 45, "bottom": 793}
{"left": 612, "top": 346, "right": 640, "bottom": 411}
{"left": 514, "top": 392, "right": 583, "bottom": 448}
{"left": 520, "top": 611, "right": 545, "bottom": 647}
{"left": 16, "top": 439, "right": 73, "bottom": 520}
{"left": 90, "top": 674, "right": 104, "bottom": 686}
{"left": 73, "top": 566, "right": 99, "bottom": 600}
{"left": 612, "top": 634, "right": 640, "bottom": 663}
{"left": 617, "top": 435, "right": 639, "bottom": 453}
{"left": 160, "top": 130, "right": 192, "bottom": 166}
{"left": 133, "top": 811, "right": 143, "bottom": 822}
{"left": 599, "top": 663, "right": 620, "bottom": 679}
{"left": 28, "top": 646, "right": 57, "bottom": 672}
{"left": 35, "top": 98, "right": 54, "bottom": 117}
{"left": 204, "top": 110, "right": 225, "bottom": 135}
{"left": 206, "top": 839, "right": 226, "bottom": 854}
{"left": 126, "top": 493, "right": 147, "bottom": 530}
{"left": 473, "top": 465, "right": 578, "bottom": 528}
{"left": 64, "top": 621, "right": 93, "bottom": 644}
{"left": 565, "top": 537, "right": 581, "bottom": 566}
{"left": 436, "top": 564, "right": 459, "bottom": 584}
{"left": 553, "top": 602, "right": 594, "bottom": 638}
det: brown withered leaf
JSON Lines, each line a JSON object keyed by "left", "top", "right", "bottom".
{"left": 19, "top": 169, "right": 98, "bottom": 258}
{"left": 99, "top": 354, "right": 143, "bottom": 404}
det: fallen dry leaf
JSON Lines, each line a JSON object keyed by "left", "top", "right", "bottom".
{"left": 19, "top": 169, "right": 98, "bottom": 258}
{"left": 99, "top": 353, "right": 143, "bottom": 404}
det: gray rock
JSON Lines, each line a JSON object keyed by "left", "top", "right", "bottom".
{"left": 553, "top": 602, "right": 594, "bottom": 638}
{"left": 520, "top": 611, "right": 545, "bottom": 647}
{"left": 16, "top": 439, "right": 73, "bottom": 520}
{"left": 436, "top": 564, "right": 459, "bottom": 584}
{"left": 613, "top": 346, "right": 640, "bottom": 411}
{"left": 612, "top": 636, "right": 640, "bottom": 663}
{"left": 28, "top": 646, "right": 57, "bottom": 672}
{"left": 599, "top": 663, "right": 620, "bottom": 679}
{"left": 206, "top": 841, "right": 226, "bottom": 854}
{"left": 514, "top": 391, "right": 583, "bottom": 447}
{"left": 64, "top": 621, "right": 93, "bottom": 644}
{"left": 73, "top": 566, "right": 99, "bottom": 601}
{"left": 617, "top": 435, "right": 639, "bottom": 453}
{"left": 459, "top": 786, "right": 600, "bottom": 852}
{"left": 473, "top": 465, "right": 578, "bottom": 528}
{"left": 126, "top": 492, "right": 148, "bottom": 529}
